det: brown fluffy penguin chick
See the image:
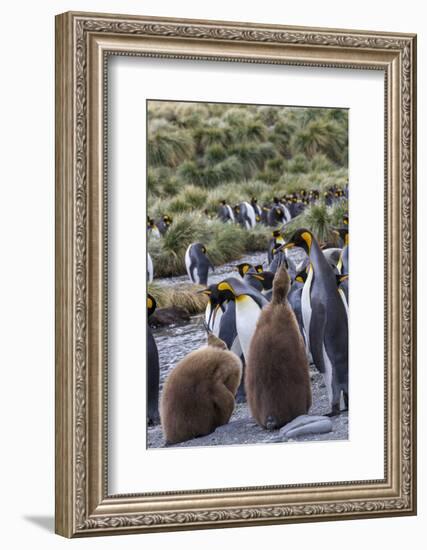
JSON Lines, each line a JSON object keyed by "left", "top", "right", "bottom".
{"left": 160, "top": 333, "right": 242, "bottom": 445}
{"left": 246, "top": 266, "right": 312, "bottom": 430}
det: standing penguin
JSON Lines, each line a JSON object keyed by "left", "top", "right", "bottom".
{"left": 268, "top": 230, "right": 285, "bottom": 263}
{"left": 185, "top": 242, "right": 215, "bottom": 285}
{"left": 155, "top": 215, "right": 173, "bottom": 235}
{"left": 147, "top": 294, "right": 160, "bottom": 425}
{"left": 251, "top": 197, "right": 262, "bottom": 220}
{"left": 147, "top": 217, "right": 161, "bottom": 239}
{"left": 160, "top": 332, "right": 242, "bottom": 445}
{"left": 215, "top": 277, "right": 268, "bottom": 362}
{"left": 218, "top": 200, "right": 235, "bottom": 223}
{"left": 281, "top": 228, "right": 348, "bottom": 415}
{"left": 246, "top": 266, "right": 312, "bottom": 430}
{"left": 236, "top": 201, "right": 257, "bottom": 229}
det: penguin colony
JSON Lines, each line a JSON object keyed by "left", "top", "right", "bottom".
{"left": 146, "top": 187, "right": 349, "bottom": 445}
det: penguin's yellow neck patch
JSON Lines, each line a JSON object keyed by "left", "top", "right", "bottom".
{"left": 236, "top": 294, "right": 249, "bottom": 303}
{"left": 301, "top": 231, "right": 312, "bottom": 249}
{"left": 344, "top": 234, "right": 349, "bottom": 246}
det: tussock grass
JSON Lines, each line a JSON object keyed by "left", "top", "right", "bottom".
{"left": 148, "top": 282, "right": 208, "bottom": 314}
{"left": 146, "top": 101, "right": 349, "bottom": 277}
{"left": 283, "top": 199, "right": 348, "bottom": 246}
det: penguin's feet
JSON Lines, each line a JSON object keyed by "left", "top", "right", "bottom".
{"left": 147, "top": 412, "right": 160, "bottom": 426}
{"left": 326, "top": 404, "right": 341, "bottom": 417}
{"left": 265, "top": 416, "right": 278, "bottom": 430}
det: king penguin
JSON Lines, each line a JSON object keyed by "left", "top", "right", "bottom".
{"left": 185, "top": 242, "right": 215, "bottom": 285}
{"left": 281, "top": 228, "right": 348, "bottom": 415}
{"left": 215, "top": 277, "right": 268, "bottom": 362}
{"left": 147, "top": 294, "right": 160, "bottom": 425}
{"left": 268, "top": 230, "right": 285, "bottom": 263}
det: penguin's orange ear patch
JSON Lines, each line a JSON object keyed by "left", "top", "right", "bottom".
{"left": 218, "top": 282, "right": 234, "bottom": 293}
{"left": 301, "top": 231, "right": 312, "bottom": 248}
{"left": 147, "top": 297, "right": 153, "bottom": 309}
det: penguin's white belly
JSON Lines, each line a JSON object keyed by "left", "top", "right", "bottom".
{"left": 338, "top": 288, "right": 349, "bottom": 317}
{"left": 301, "top": 266, "right": 313, "bottom": 354}
{"left": 230, "top": 335, "right": 242, "bottom": 358}
{"left": 281, "top": 203, "right": 291, "bottom": 223}
{"left": 211, "top": 306, "right": 223, "bottom": 336}
{"left": 235, "top": 296, "right": 261, "bottom": 360}
{"left": 205, "top": 302, "right": 211, "bottom": 327}
{"left": 151, "top": 227, "right": 161, "bottom": 239}
{"left": 185, "top": 245, "right": 199, "bottom": 283}
{"left": 226, "top": 205, "right": 235, "bottom": 223}
{"left": 322, "top": 343, "right": 333, "bottom": 406}
{"left": 147, "top": 253, "right": 153, "bottom": 282}
{"left": 243, "top": 202, "right": 256, "bottom": 229}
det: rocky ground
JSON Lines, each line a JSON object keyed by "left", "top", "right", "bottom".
{"left": 147, "top": 249, "right": 348, "bottom": 449}
{"left": 147, "top": 365, "right": 348, "bottom": 449}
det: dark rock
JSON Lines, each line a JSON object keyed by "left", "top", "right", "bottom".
{"left": 149, "top": 307, "right": 191, "bottom": 327}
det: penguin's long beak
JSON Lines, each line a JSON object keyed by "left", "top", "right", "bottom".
{"left": 197, "top": 289, "right": 212, "bottom": 297}
{"left": 278, "top": 242, "right": 295, "bottom": 252}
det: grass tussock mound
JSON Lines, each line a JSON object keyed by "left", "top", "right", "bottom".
{"left": 148, "top": 282, "right": 209, "bottom": 315}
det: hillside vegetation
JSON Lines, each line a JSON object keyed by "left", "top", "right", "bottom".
{"left": 147, "top": 101, "right": 348, "bottom": 277}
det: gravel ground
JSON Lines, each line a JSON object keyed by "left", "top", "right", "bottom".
{"left": 147, "top": 328, "right": 348, "bottom": 449}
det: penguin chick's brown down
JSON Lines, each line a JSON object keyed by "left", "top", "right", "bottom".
{"left": 246, "top": 266, "right": 312, "bottom": 430}
{"left": 160, "top": 333, "right": 242, "bottom": 445}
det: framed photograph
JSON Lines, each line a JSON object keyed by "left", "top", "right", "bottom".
{"left": 55, "top": 11, "right": 417, "bottom": 537}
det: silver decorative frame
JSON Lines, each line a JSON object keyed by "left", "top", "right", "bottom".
{"left": 55, "top": 11, "right": 417, "bottom": 537}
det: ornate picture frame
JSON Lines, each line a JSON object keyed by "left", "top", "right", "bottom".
{"left": 55, "top": 11, "right": 417, "bottom": 537}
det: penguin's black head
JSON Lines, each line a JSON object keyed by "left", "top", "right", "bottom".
{"left": 333, "top": 227, "right": 349, "bottom": 246}
{"left": 272, "top": 229, "right": 281, "bottom": 238}
{"left": 220, "top": 200, "right": 226, "bottom": 206}
{"left": 198, "top": 284, "right": 222, "bottom": 306}
{"left": 251, "top": 196, "right": 258, "bottom": 204}
{"left": 163, "top": 215, "right": 172, "bottom": 226}
{"left": 147, "top": 294, "right": 157, "bottom": 317}
{"left": 249, "top": 270, "right": 275, "bottom": 291}
{"left": 193, "top": 242, "right": 207, "bottom": 253}
{"left": 343, "top": 214, "right": 349, "bottom": 226}
{"left": 255, "top": 264, "right": 264, "bottom": 273}
{"left": 294, "top": 270, "right": 308, "bottom": 284}
{"left": 273, "top": 196, "right": 280, "bottom": 204}
{"left": 216, "top": 281, "right": 236, "bottom": 301}
{"left": 236, "top": 262, "right": 252, "bottom": 278}
{"left": 282, "top": 228, "right": 314, "bottom": 255}
{"left": 336, "top": 274, "right": 349, "bottom": 287}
